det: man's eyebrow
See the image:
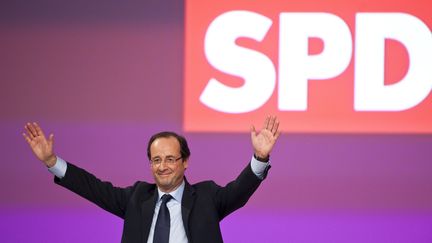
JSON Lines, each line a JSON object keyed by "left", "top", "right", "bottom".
{"left": 152, "top": 155, "right": 176, "bottom": 158}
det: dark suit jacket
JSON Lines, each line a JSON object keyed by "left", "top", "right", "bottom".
{"left": 54, "top": 161, "right": 269, "bottom": 243}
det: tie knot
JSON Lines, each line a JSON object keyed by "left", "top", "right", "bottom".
{"left": 160, "top": 194, "right": 172, "bottom": 205}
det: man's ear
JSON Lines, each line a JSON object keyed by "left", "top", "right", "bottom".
{"left": 183, "top": 159, "right": 188, "bottom": 169}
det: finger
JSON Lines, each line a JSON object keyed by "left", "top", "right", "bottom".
{"left": 22, "top": 133, "right": 32, "bottom": 144}
{"left": 33, "top": 122, "right": 46, "bottom": 138}
{"left": 262, "top": 116, "right": 270, "bottom": 130}
{"left": 24, "top": 124, "right": 31, "bottom": 138}
{"left": 267, "top": 115, "right": 276, "bottom": 131}
{"left": 26, "top": 123, "right": 37, "bottom": 138}
{"left": 272, "top": 120, "right": 280, "bottom": 135}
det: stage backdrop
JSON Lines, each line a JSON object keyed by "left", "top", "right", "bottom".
{"left": 1, "top": 0, "right": 431, "bottom": 242}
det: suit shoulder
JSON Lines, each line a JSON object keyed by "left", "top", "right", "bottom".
{"left": 127, "top": 181, "right": 157, "bottom": 201}
{"left": 191, "top": 180, "right": 221, "bottom": 192}
{"left": 130, "top": 181, "right": 155, "bottom": 191}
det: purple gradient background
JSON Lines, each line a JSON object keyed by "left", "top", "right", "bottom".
{"left": 1, "top": 1, "right": 432, "bottom": 242}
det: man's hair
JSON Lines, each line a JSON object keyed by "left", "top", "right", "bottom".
{"left": 146, "top": 131, "right": 191, "bottom": 160}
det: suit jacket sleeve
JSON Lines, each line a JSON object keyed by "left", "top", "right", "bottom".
{"left": 54, "top": 162, "right": 135, "bottom": 219}
{"left": 213, "top": 161, "right": 268, "bottom": 220}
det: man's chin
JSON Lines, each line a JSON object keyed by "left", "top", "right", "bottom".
{"left": 156, "top": 178, "right": 172, "bottom": 187}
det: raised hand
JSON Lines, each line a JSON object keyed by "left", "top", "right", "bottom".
{"left": 23, "top": 122, "right": 56, "bottom": 167}
{"left": 251, "top": 116, "right": 281, "bottom": 160}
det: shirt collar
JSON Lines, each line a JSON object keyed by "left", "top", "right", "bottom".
{"left": 157, "top": 179, "right": 185, "bottom": 204}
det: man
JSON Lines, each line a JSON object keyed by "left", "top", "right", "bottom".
{"left": 23, "top": 116, "right": 280, "bottom": 243}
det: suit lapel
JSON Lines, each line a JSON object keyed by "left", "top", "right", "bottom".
{"left": 181, "top": 178, "right": 196, "bottom": 242}
{"left": 141, "top": 186, "right": 158, "bottom": 243}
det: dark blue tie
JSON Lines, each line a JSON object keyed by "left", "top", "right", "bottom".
{"left": 153, "top": 194, "right": 173, "bottom": 243}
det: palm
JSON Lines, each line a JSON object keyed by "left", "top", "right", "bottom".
{"left": 29, "top": 135, "right": 53, "bottom": 161}
{"left": 251, "top": 116, "right": 280, "bottom": 159}
{"left": 252, "top": 129, "right": 276, "bottom": 157}
{"left": 23, "top": 122, "right": 55, "bottom": 166}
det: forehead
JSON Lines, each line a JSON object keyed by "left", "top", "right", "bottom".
{"left": 150, "top": 136, "right": 181, "bottom": 157}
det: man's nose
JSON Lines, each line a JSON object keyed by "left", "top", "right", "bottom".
{"left": 158, "top": 161, "right": 168, "bottom": 170}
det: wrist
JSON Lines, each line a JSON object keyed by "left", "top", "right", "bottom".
{"left": 44, "top": 155, "right": 57, "bottom": 168}
{"left": 254, "top": 153, "right": 269, "bottom": 162}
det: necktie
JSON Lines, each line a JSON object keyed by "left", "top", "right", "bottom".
{"left": 153, "top": 194, "right": 173, "bottom": 243}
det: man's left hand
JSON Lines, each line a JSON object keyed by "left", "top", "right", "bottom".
{"left": 251, "top": 116, "right": 281, "bottom": 161}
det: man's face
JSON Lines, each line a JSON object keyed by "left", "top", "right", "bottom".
{"left": 149, "top": 136, "right": 188, "bottom": 193}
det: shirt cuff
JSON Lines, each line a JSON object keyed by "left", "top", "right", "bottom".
{"left": 48, "top": 156, "right": 67, "bottom": 179}
{"left": 250, "top": 155, "right": 270, "bottom": 180}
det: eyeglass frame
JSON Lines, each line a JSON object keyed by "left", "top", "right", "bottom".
{"left": 150, "top": 155, "right": 183, "bottom": 166}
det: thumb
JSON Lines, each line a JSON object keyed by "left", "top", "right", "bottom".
{"left": 48, "top": 133, "right": 54, "bottom": 145}
{"left": 250, "top": 125, "right": 256, "bottom": 139}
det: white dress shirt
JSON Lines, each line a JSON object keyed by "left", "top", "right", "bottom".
{"left": 146, "top": 181, "right": 188, "bottom": 243}
{"left": 49, "top": 156, "right": 269, "bottom": 243}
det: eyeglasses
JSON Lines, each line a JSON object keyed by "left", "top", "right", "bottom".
{"left": 150, "top": 156, "right": 182, "bottom": 166}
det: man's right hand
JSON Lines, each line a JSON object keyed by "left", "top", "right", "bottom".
{"left": 23, "top": 122, "right": 56, "bottom": 168}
